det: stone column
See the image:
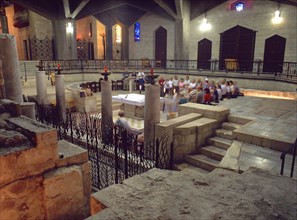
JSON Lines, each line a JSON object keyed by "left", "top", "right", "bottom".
{"left": 105, "top": 25, "right": 113, "bottom": 60}
{"left": 36, "top": 71, "right": 48, "bottom": 104}
{"left": 144, "top": 84, "right": 160, "bottom": 144}
{"left": 55, "top": 75, "right": 66, "bottom": 120}
{"left": 174, "top": 0, "right": 190, "bottom": 60}
{"left": 129, "top": 78, "right": 133, "bottom": 93}
{"left": 52, "top": 19, "right": 77, "bottom": 59}
{"left": 101, "top": 80, "right": 113, "bottom": 144}
{"left": 0, "top": 3, "right": 9, "bottom": 34}
{"left": 0, "top": 60, "right": 5, "bottom": 99}
{"left": 0, "top": 34, "right": 23, "bottom": 103}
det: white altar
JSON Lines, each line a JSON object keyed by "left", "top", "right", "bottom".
{"left": 112, "top": 93, "right": 163, "bottom": 119}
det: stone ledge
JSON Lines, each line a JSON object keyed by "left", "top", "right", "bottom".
{"left": 55, "top": 140, "right": 88, "bottom": 168}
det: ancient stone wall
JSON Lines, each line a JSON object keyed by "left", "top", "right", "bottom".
{"left": 0, "top": 102, "right": 91, "bottom": 219}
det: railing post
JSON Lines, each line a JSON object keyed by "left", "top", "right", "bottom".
{"left": 169, "top": 141, "right": 174, "bottom": 170}
{"left": 155, "top": 138, "right": 160, "bottom": 168}
{"left": 114, "top": 126, "right": 119, "bottom": 184}
{"left": 280, "top": 154, "right": 285, "bottom": 175}
{"left": 290, "top": 144, "right": 296, "bottom": 178}
{"left": 123, "top": 130, "right": 129, "bottom": 179}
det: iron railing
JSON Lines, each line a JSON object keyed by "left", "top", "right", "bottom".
{"left": 280, "top": 138, "right": 297, "bottom": 178}
{"left": 33, "top": 101, "right": 174, "bottom": 190}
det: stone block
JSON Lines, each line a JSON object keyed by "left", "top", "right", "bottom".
{"left": 0, "top": 176, "right": 45, "bottom": 220}
{"left": 81, "top": 162, "right": 92, "bottom": 217}
{"left": 56, "top": 140, "right": 88, "bottom": 167}
{"left": 0, "top": 144, "right": 57, "bottom": 187}
{"left": 43, "top": 166, "right": 86, "bottom": 220}
{"left": 219, "top": 140, "right": 242, "bottom": 172}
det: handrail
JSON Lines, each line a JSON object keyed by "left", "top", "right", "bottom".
{"left": 280, "top": 138, "right": 297, "bottom": 177}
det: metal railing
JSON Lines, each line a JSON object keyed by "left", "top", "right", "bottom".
{"left": 19, "top": 59, "right": 297, "bottom": 83}
{"left": 280, "top": 138, "right": 297, "bottom": 178}
{"left": 32, "top": 100, "right": 174, "bottom": 190}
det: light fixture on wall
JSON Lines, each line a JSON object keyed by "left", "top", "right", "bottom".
{"left": 66, "top": 20, "right": 74, "bottom": 34}
{"left": 272, "top": 9, "right": 283, "bottom": 24}
{"left": 199, "top": 16, "right": 211, "bottom": 32}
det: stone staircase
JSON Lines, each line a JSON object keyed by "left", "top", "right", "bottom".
{"left": 174, "top": 117, "right": 245, "bottom": 173}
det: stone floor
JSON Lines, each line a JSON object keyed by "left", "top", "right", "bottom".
{"left": 88, "top": 167, "right": 297, "bottom": 220}
{"left": 22, "top": 81, "right": 297, "bottom": 177}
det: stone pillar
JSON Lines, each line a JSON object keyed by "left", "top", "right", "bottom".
{"left": 129, "top": 78, "right": 133, "bottom": 93}
{"left": 101, "top": 80, "right": 113, "bottom": 144}
{"left": 144, "top": 84, "right": 160, "bottom": 144}
{"left": 121, "top": 26, "right": 129, "bottom": 60}
{"left": 55, "top": 75, "right": 66, "bottom": 120}
{"left": 174, "top": 0, "right": 190, "bottom": 60}
{"left": 0, "top": 3, "right": 9, "bottom": 34}
{"left": 36, "top": 71, "right": 48, "bottom": 104}
{"left": 52, "top": 19, "right": 77, "bottom": 59}
{"left": 0, "top": 60, "right": 5, "bottom": 99}
{"left": 0, "top": 34, "right": 23, "bottom": 103}
{"left": 105, "top": 25, "right": 113, "bottom": 60}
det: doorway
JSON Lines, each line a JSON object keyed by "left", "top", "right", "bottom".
{"left": 263, "top": 35, "right": 286, "bottom": 73}
{"left": 197, "top": 38, "right": 212, "bottom": 70}
{"left": 155, "top": 26, "right": 167, "bottom": 68}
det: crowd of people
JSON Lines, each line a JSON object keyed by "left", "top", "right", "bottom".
{"left": 157, "top": 75, "right": 243, "bottom": 112}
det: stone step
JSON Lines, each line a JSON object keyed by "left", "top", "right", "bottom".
{"left": 222, "top": 122, "right": 242, "bottom": 131}
{"left": 173, "top": 162, "right": 209, "bottom": 174}
{"left": 207, "top": 136, "right": 232, "bottom": 150}
{"left": 227, "top": 115, "right": 253, "bottom": 125}
{"left": 215, "top": 128, "right": 234, "bottom": 140}
{"left": 199, "top": 145, "right": 227, "bottom": 161}
{"left": 185, "top": 154, "right": 220, "bottom": 172}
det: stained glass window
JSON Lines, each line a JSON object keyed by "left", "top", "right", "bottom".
{"left": 134, "top": 22, "right": 140, "bottom": 41}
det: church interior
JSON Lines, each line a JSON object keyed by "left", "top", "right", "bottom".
{"left": 0, "top": 0, "right": 296, "bottom": 219}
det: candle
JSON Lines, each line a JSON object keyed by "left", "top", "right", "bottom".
{"left": 139, "top": 85, "right": 142, "bottom": 90}
{"left": 163, "top": 87, "right": 166, "bottom": 93}
{"left": 173, "top": 88, "right": 176, "bottom": 94}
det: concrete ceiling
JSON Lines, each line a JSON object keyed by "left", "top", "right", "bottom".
{"left": 8, "top": 0, "right": 297, "bottom": 26}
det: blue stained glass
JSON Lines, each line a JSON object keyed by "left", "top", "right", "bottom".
{"left": 134, "top": 22, "right": 140, "bottom": 41}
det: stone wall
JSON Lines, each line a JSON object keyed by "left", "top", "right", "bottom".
{"left": 0, "top": 104, "right": 91, "bottom": 220}
{"left": 128, "top": 12, "right": 175, "bottom": 60}
{"left": 189, "top": 0, "right": 297, "bottom": 62}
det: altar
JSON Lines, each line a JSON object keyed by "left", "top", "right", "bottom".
{"left": 112, "top": 93, "right": 163, "bottom": 119}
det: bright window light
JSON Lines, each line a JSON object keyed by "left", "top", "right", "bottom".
{"left": 235, "top": 2, "right": 244, "bottom": 11}
{"left": 115, "top": 25, "right": 122, "bottom": 43}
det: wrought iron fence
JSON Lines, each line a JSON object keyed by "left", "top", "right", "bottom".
{"left": 34, "top": 102, "right": 174, "bottom": 190}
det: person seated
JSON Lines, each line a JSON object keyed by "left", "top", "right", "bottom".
{"left": 178, "top": 78, "right": 185, "bottom": 92}
{"left": 196, "top": 86, "right": 204, "bottom": 104}
{"left": 187, "top": 87, "right": 197, "bottom": 103}
{"left": 178, "top": 92, "right": 188, "bottom": 104}
{"left": 203, "top": 88, "right": 212, "bottom": 104}
{"left": 184, "top": 75, "right": 190, "bottom": 87}
{"left": 212, "top": 86, "right": 219, "bottom": 103}
{"left": 189, "top": 79, "right": 196, "bottom": 89}
{"left": 115, "top": 110, "right": 142, "bottom": 136}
